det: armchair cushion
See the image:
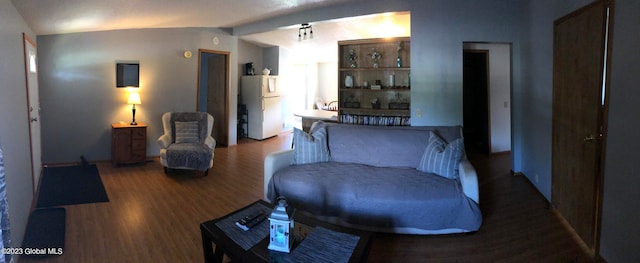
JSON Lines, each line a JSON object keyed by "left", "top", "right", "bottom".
{"left": 166, "top": 143, "right": 212, "bottom": 171}
{"left": 170, "top": 112, "right": 209, "bottom": 144}
{"left": 175, "top": 121, "right": 199, "bottom": 143}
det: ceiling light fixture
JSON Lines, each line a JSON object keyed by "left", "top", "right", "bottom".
{"left": 298, "top": 23, "right": 313, "bottom": 41}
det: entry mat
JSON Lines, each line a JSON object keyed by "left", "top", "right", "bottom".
{"left": 21, "top": 208, "right": 65, "bottom": 257}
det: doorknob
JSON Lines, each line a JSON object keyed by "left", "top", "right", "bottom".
{"left": 583, "top": 134, "right": 596, "bottom": 142}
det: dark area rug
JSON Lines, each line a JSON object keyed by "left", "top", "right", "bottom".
{"left": 36, "top": 164, "right": 109, "bottom": 208}
{"left": 21, "top": 208, "right": 65, "bottom": 256}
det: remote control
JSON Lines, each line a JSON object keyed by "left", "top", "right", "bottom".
{"left": 235, "top": 211, "right": 266, "bottom": 231}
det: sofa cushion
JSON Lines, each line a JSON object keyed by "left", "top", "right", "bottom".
{"left": 174, "top": 121, "right": 199, "bottom": 143}
{"left": 417, "top": 132, "right": 464, "bottom": 179}
{"left": 292, "top": 127, "right": 330, "bottom": 165}
{"left": 327, "top": 125, "right": 430, "bottom": 168}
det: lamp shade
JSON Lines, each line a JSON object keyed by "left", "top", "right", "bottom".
{"left": 127, "top": 93, "right": 141, "bottom": 105}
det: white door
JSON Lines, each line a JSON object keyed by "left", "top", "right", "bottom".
{"left": 23, "top": 34, "right": 42, "bottom": 194}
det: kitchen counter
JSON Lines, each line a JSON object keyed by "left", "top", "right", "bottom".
{"left": 294, "top": 110, "right": 338, "bottom": 131}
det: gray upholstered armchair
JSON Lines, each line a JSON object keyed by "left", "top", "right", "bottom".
{"left": 157, "top": 112, "right": 215, "bottom": 175}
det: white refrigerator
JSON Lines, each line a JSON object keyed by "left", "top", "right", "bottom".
{"left": 241, "top": 75, "right": 282, "bottom": 140}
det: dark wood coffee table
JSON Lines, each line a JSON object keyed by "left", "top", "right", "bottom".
{"left": 200, "top": 200, "right": 372, "bottom": 263}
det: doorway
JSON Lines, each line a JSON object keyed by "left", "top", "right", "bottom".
{"left": 552, "top": 0, "right": 612, "bottom": 252}
{"left": 23, "top": 33, "right": 42, "bottom": 194}
{"left": 197, "top": 50, "right": 230, "bottom": 146}
{"left": 463, "top": 50, "right": 490, "bottom": 154}
{"left": 463, "top": 43, "right": 512, "bottom": 155}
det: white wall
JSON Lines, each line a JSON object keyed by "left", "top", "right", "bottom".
{"left": 463, "top": 42, "right": 512, "bottom": 153}
{"left": 317, "top": 62, "right": 338, "bottom": 104}
{"left": 37, "top": 28, "right": 239, "bottom": 163}
{"left": 0, "top": 0, "right": 37, "bottom": 250}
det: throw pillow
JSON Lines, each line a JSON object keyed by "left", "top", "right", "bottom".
{"left": 175, "top": 121, "right": 200, "bottom": 143}
{"left": 417, "top": 131, "right": 465, "bottom": 179}
{"left": 292, "top": 126, "right": 330, "bottom": 165}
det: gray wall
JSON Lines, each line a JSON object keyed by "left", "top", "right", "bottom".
{"left": 519, "top": 0, "right": 592, "bottom": 201}
{"left": 262, "top": 46, "right": 280, "bottom": 75}
{"left": 409, "top": 1, "right": 523, "bottom": 127}
{"left": 0, "top": 0, "right": 37, "bottom": 250}
{"left": 600, "top": 0, "right": 640, "bottom": 261}
{"left": 237, "top": 39, "right": 263, "bottom": 77}
{"left": 37, "top": 28, "right": 239, "bottom": 164}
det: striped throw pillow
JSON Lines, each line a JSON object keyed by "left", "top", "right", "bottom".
{"left": 417, "top": 131, "right": 464, "bottom": 179}
{"left": 175, "top": 121, "right": 200, "bottom": 143}
{"left": 292, "top": 127, "right": 330, "bottom": 165}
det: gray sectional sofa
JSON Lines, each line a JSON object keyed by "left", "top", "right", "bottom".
{"left": 264, "top": 123, "right": 482, "bottom": 234}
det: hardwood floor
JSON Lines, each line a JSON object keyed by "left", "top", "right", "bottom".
{"left": 19, "top": 132, "right": 594, "bottom": 263}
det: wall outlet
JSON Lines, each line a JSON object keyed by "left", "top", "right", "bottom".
{"left": 535, "top": 174, "right": 539, "bottom": 183}
{"left": 416, "top": 108, "right": 422, "bottom": 118}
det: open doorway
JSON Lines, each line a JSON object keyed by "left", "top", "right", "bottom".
{"left": 463, "top": 42, "right": 512, "bottom": 155}
{"left": 197, "top": 49, "right": 230, "bottom": 146}
{"left": 463, "top": 50, "right": 490, "bottom": 154}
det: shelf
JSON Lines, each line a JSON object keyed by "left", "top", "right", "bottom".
{"left": 339, "top": 113, "right": 411, "bottom": 126}
{"left": 340, "top": 67, "right": 411, "bottom": 71}
{"left": 340, "top": 87, "right": 410, "bottom": 91}
{"left": 340, "top": 108, "right": 410, "bottom": 116}
{"left": 338, "top": 37, "right": 411, "bottom": 126}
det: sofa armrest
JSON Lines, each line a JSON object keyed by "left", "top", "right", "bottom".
{"left": 459, "top": 159, "right": 480, "bottom": 204}
{"left": 157, "top": 134, "right": 171, "bottom": 149}
{"left": 264, "top": 149, "right": 294, "bottom": 201}
{"left": 205, "top": 136, "right": 216, "bottom": 149}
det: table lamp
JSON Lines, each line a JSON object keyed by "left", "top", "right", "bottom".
{"left": 127, "top": 93, "right": 141, "bottom": 125}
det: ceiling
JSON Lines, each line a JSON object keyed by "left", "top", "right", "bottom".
{"left": 11, "top": 0, "right": 410, "bottom": 63}
{"left": 242, "top": 12, "right": 410, "bottom": 63}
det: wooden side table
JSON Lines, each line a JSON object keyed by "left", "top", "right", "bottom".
{"left": 111, "top": 123, "right": 147, "bottom": 166}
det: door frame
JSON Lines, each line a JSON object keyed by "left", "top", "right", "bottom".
{"left": 23, "top": 33, "right": 42, "bottom": 195}
{"left": 463, "top": 42, "right": 513, "bottom": 155}
{"left": 196, "top": 49, "right": 230, "bottom": 146}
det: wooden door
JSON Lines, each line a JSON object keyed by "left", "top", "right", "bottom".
{"left": 197, "top": 50, "right": 229, "bottom": 146}
{"left": 552, "top": 0, "right": 611, "bottom": 250}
